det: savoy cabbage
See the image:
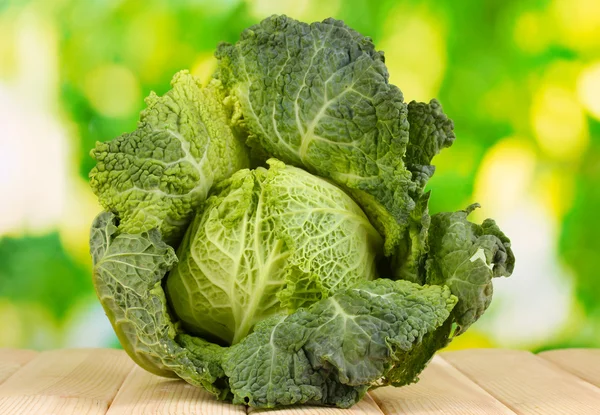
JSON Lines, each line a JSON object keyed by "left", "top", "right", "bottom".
{"left": 166, "top": 159, "right": 382, "bottom": 345}
{"left": 89, "top": 14, "right": 515, "bottom": 409}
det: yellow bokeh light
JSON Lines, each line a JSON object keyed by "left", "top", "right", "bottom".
{"left": 84, "top": 64, "right": 141, "bottom": 118}
{"left": 0, "top": 15, "right": 17, "bottom": 79}
{"left": 0, "top": 300, "right": 59, "bottom": 348}
{"left": 124, "top": 11, "right": 177, "bottom": 83}
{"left": 473, "top": 138, "right": 537, "bottom": 219}
{"left": 531, "top": 85, "right": 588, "bottom": 160}
{"left": 0, "top": 300, "right": 23, "bottom": 347}
{"left": 433, "top": 141, "right": 479, "bottom": 178}
{"left": 11, "top": 6, "right": 60, "bottom": 109}
{"left": 535, "top": 169, "right": 575, "bottom": 220}
{"left": 378, "top": 5, "right": 446, "bottom": 102}
{"left": 541, "top": 60, "right": 584, "bottom": 86}
{"left": 551, "top": 0, "right": 600, "bottom": 52}
{"left": 59, "top": 177, "right": 103, "bottom": 267}
{"left": 443, "top": 330, "right": 496, "bottom": 351}
{"left": 577, "top": 61, "right": 600, "bottom": 121}
{"left": 191, "top": 53, "right": 218, "bottom": 86}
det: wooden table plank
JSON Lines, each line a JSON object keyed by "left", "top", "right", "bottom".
{"left": 248, "top": 393, "right": 383, "bottom": 415}
{"left": 106, "top": 365, "right": 246, "bottom": 415}
{"left": 539, "top": 349, "right": 600, "bottom": 388}
{"left": 0, "top": 349, "right": 134, "bottom": 415}
{"left": 441, "top": 349, "right": 600, "bottom": 415}
{"left": 370, "top": 356, "right": 516, "bottom": 415}
{"left": 0, "top": 348, "right": 599, "bottom": 414}
{"left": 0, "top": 349, "right": 37, "bottom": 385}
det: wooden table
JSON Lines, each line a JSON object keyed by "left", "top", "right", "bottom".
{"left": 1, "top": 348, "right": 599, "bottom": 414}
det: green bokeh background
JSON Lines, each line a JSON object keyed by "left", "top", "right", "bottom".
{"left": 0, "top": 0, "right": 598, "bottom": 351}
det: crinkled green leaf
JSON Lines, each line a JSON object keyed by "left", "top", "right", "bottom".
{"left": 381, "top": 318, "right": 452, "bottom": 387}
{"left": 391, "top": 191, "right": 431, "bottom": 284}
{"left": 89, "top": 71, "right": 249, "bottom": 245}
{"left": 425, "top": 204, "right": 515, "bottom": 334}
{"left": 389, "top": 100, "right": 454, "bottom": 283}
{"left": 216, "top": 15, "right": 413, "bottom": 255}
{"left": 224, "top": 315, "right": 364, "bottom": 408}
{"left": 90, "top": 212, "right": 228, "bottom": 396}
{"left": 166, "top": 159, "right": 382, "bottom": 345}
{"left": 223, "top": 279, "right": 456, "bottom": 408}
{"left": 266, "top": 160, "right": 383, "bottom": 311}
{"left": 175, "top": 333, "right": 231, "bottom": 398}
{"left": 405, "top": 99, "right": 455, "bottom": 191}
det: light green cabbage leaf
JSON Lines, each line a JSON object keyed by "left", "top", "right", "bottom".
{"left": 89, "top": 71, "right": 249, "bottom": 245}
{"left": 165, "top": 159, "right": 383, "bottom": 345}
{"left": 90, "top": 211, "right": 229, "bottom": 397}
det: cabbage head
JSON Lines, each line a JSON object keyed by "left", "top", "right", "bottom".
{"left": 88, "top": 14, "right": 515, "bottom": 410}
{"left": 166, "top": 159, "right": 383, "bottom": 345}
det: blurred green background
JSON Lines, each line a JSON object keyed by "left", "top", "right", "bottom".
{"left": 0, "top": 0, "right": 598, "bottom": 351}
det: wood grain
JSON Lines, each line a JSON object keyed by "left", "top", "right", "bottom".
{"left": 0, "top": 348, "right": 133, "bottom": 415}
{"left": 370, "top": 355, "right": 516, "bottom": 415}
{"left": 442, "top": 349, "right": 600, "bottom": 415}
{"left": 248, "top": 393, "right": 383, "bottom": 415}
{"left": 106, "top": 365, "right": 246, "bottom": 415}
{"left": 0, "top": 349, "right": 37, "bottom": 385}
{"left": 1, "top": 348, "right": 600, "bottom": 414}
{"left": 539, "top": 349, "right": 600, "bottom": 388}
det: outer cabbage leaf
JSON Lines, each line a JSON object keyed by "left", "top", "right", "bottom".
{"left": 90, "top": 212, "right": 228, "bottom": 397}
{"left": 405, "top": 99, "right": 455, "bottom": 192}
{"left": 391, "top": 191, "right": 431, "bottom": 284}
{"left": 223, "top": 279, "right": 456, "bottom": 408}
{"left": 89, "top": 71, "right": 249, "bottom": 245}
{"left": 381, "top": 318, "right": 452, "bottom": 387}
{"left": 216, "top": 15, "right": 413, "bottom": 255}
{"left": 425, "top": 204, "right": 515, "bottom": 334}
{"left": 388, "top": 99, "right": 454, "bottom": 282}
{"left": 165, "top": 159, "right": 383, "bottom": 345}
